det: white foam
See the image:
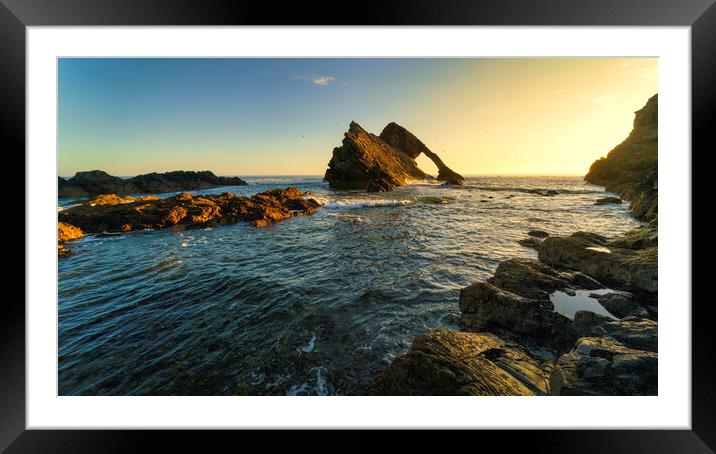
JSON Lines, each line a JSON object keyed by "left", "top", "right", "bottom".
{"left": 323, "top": 199, "right": 412, "bottom": 210}
{"left": 296, "top": 333, "right": 316, "bottom": 353}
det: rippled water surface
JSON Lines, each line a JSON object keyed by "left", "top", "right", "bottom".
{"left": 58, "top": 176, "right": 641, "bottom": 395}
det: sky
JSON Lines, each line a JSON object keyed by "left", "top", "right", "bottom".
{"left": 58, "top": 58, "right": 657, "bottom": 177}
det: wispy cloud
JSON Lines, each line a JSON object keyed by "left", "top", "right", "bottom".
{"left": 294, "top": 74, "right": 336, "bottom": 86}
{"left": 592, "top": 93, "right": 618, "bottom": 104}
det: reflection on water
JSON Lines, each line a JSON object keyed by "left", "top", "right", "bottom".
{"left": 58, "top": 175, "right": 641, "bottom": 395}
{"left": 550, "top": 289, "right": 617, "bottom": 320}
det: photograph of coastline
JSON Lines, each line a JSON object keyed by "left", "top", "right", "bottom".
{"left": 57, "top": 57, "right": 657, "bottom": 396}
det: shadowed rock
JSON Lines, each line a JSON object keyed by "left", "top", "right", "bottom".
{"left": 595, "top": 196, "right": 622, "bottom": 205}
{"left": 585, "top": 94, "right": 657, "bottom": 221}
{"left": 459, "top": 281, "right": 556, "bottom": 337}
{"left": 379, "top": 122, "right": 465, "bottom": 185}
{"left": 58, "top": 170, "right": 247, "bottom": 198}
{"left": 367, "top": 330, "right": 552, "bottom": 395}
{"left": 550, "top": 336, "right": 657, "bottom": 395}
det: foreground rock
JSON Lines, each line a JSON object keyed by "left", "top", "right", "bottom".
{"left": 459, "top": 281, "right": 558, "bottom": 337}
{"left": 57, "top": 222, "right": 84, "bottom": 257}
{"left": 58, "top": 170, "right": 247, "bottom": 198}
{"left": 585, "top": 94, "right": 657, "bottom": 221}
{"left": 570, "top": 311, "right": 657, "bottom": 352}
{"left": 367, "top": 330, "right": 551, "bottom": 395}
{"left": 58, "top": 187, "right": 322, "bottom": 235}
{"left": 324, "top": 121, "right": 463, "bottom": 191}
{"left": 538, "top": 232, "right": 657, "bottom": 295}
{"left": 549, "top": 336, "right": 657, "bottom": 395}
{"left": 379, "top": 122, "right": 465, "bottom": 185}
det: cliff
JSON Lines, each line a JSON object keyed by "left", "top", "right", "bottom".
{"left": 585, "top": 94, "right": 658, "bottom": 221}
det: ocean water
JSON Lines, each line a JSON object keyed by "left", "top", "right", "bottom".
{"left": 58, "top": 176, "right": 641, "bottom": 395}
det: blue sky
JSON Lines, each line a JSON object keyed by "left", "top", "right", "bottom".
{"left": 58, "top": 58, "right": 657, "bottom": 176}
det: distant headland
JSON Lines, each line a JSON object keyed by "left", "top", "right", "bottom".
{"left": 58, "top": 170, "right": 247, "bottom": 198}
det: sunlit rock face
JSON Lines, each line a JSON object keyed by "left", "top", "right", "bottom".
{"left": 57, "top": 187, "right": 322, "bottom": 254}
{"left": 538, "top": 231, "right": 657, "bottom": 295}
{"left": 585, "top": 94, "right": 657, "bottom": 221}
{"left": 324, "top": 121, "right": 428, "bottom": 192}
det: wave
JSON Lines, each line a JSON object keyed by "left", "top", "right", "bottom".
{"left": 458, "top": 185, "right": 604, "bottom": 195}
{"left": 322, "top": 198, "right": 412, "bottom": 210}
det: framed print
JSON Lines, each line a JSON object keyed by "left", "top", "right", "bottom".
{"left": 5, "top": 0, "right": 713, "bottom": 451}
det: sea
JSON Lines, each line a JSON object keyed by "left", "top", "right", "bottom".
{"left": 57, "top": 175, "right": 642, "bottom": 395}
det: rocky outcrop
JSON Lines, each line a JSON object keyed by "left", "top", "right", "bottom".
{"left": 58, "top": 170, "right": 247, "bottom": 198}
{"left": 585, "top": 94, "right": 657, "bottom": 221}
{"left": 538, "top": 232, "right": 657, "bottom": 295}
{"left": 459, "top": 281, "right": 557, "bottom": 337}
{"left": 57, "top": 221, "right": 84, "bottom": 257}
{"left": 379, "top": 122, "right": 465, "bottom": 185}
{"left": 595, "top": 196, "right": 622, "bottom": 205}
{"left": 367, "top": 330, "right": 552, "bottom": 395}
{"left": 58, "top": 187, "right": 322, "bottom": 236}
{"left": 596, "top": 291, "right": 644, "bottom": 319}
{"left": 609, "top": 220, "right": 657, "bottom": 249}
{"left": 373, "top": 246, "right": 658, "bottom": 395}
{"left": 549, "top": 336, "right": 657, "bottom": 395}
{"left": 324, "top": 121, "right": 464, "bottom": 191}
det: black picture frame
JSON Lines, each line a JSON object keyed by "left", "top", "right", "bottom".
{"left": 5, "top": 0, "right": 711, "bottom": 451}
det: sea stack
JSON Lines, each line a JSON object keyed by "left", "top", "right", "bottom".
{"left": 324, "top": 121, "right": 464, "bottom": 192}
{"left": 379, "top": 122, "right": 465, "bottom": 185}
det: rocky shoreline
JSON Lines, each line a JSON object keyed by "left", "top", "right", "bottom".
{"left": 59, "top": 170, "right": 247, "bottom": 198}
{"left": 369, "top": 94, "right": 659, "bottom": 396}
{"left": 57, "top": 187, "right": 322, "bottom": 256}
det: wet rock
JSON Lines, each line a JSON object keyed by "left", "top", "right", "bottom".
{"left": 366, "top": 178, "right": 395, "bottom": 193}
{"left": 89, "top": 194, "right": 160, "bottom": 206}
{"left": 597, "top": 291, "right": 644, "bottom": 319}
{"left": 550, "top": 336, "right": 657, "bottom": 395}
{"left": 459, "top": 281, "right": 555, "bottom": 337}
{"left": 58, "top": 187, "right": 322, "bottom": 234}
{"left": 538, "top": 232, "right": 657, "bottom": 295}
{"left": 487, "top": 258, "right": 564, "bottom": 300}
{"left": 570, "top": 310, "right": 612, "bottom": 338}
{"left": 379, "top": 122, "right": 464, "bottom": 185}
{"left": 594, "top": 317, "right": 657, "bottom": 352}
{"left": 518, "top": 230, "right": 550, "bottom": 250}
{"left": 558, "top": 270, "right": 603, "bottom": 290}
{"left": 527, "top": 189, "right": 559, "bottom": 196}
{"left": 595, "top": 196, "right": 622, "bottom": 205}
{"left": 528, "top": 230, "right": 550, "bottom": 238}
{"left": 517, "top": 237, "right": 542, "bottom": 250}
{"left": 57, "top": 221, "right": 84, "bottom": 256}
{"left": 367, "top": 330, "right": 551, "bottom": 395}
{"left": 58, "top": 170, "right": 247, "bottom": 198}
{"left": 609, "top": 221, "right": 658, "bottom": 249}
